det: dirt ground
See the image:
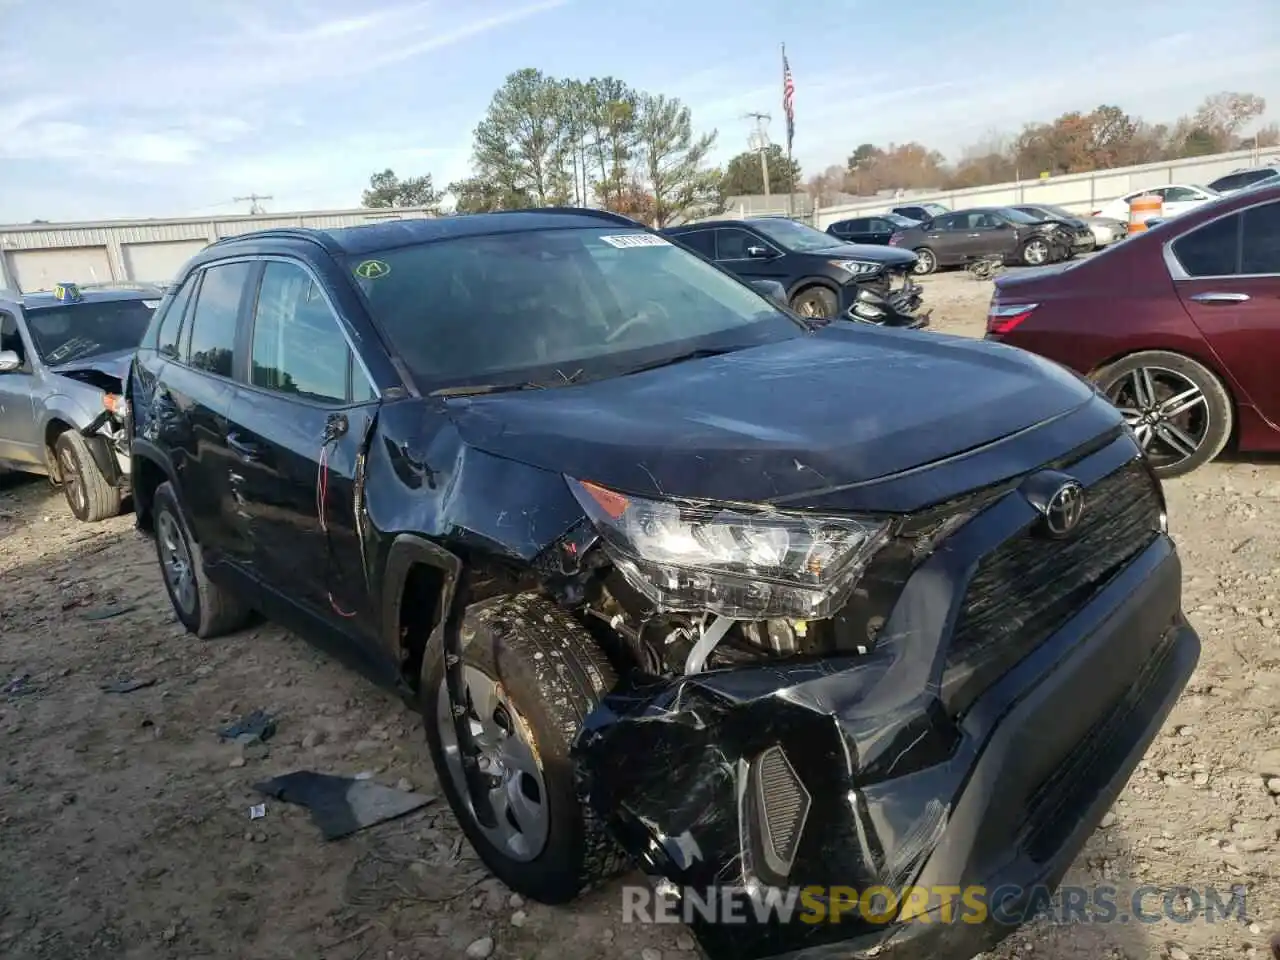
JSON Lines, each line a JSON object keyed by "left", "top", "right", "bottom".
{"left": 2, "top": 270, "right": 1278, "bottom": 960}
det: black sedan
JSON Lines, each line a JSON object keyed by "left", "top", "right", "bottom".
{"left": 888, "top": 207, "right": 1073, "bottom": 275}
{"left": 826, "top": 212, "right": 922, "bottom": 245}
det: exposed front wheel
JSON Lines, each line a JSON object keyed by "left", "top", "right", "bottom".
{"left": 789, "top": 286, "right": 839, "bottom": 319}
{"left": 1093, "top": 351, "right": 1233, "bottom": 478}
{"left": 53, "top": 430, "right": 120, "bottom": 523}
{"left": 912, "top": 248, "right": 937, "bottom": 275}
{"left": 422, "top": 595, "right": 627, "bottom": 904}
{"left": 152, "top": 481, "right": 252, "bottom": 637}
{"left": 1019, "top": 238, "right": 1051, "bottom": 266}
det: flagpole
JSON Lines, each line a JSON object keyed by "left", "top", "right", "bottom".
{"left": 783, "top": 43, "right": 794, "bottom": 218}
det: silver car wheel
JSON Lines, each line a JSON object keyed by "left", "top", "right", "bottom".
{"left": 157, "top": 511, "right": 196, "bottom": 615}
{"left": 1108, "top": 366, "right": 1209, "bottom": 468}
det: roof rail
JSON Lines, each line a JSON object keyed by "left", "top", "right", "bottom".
{"left": 208, "top": 227, "right": 341, "bottom": 253}
{"left": 504, "top": 207, "right": 645, "bottom": 228}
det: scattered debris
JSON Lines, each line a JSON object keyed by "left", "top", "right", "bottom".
{"left": 217, "top": 710, "right": 277, "bottom": 744}
{"left": 81, "top": 604, "right": 137, "bottom": 621}
{"left": 249, "top": 804, "right": 266, "bottom": 820}
{"left": 3, "top": 673, "right": 33, "bottom": 696}
{"left": 465, "top": 936, "right": 494, "bottom": 959}
{"left": 101, "top": 677, "right": 156, "bottom": 694}
{"left": 253, "top": 771, "right": 436, "bottom": 840}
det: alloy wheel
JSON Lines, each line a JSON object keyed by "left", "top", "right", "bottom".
{"left": 436, "top": 666, "right": 550, "bottom": 862}
{"left": 1107, "top": 366, "right": 1209, "bottom": 469}
{"left": 912, "top": 250, "right": 935, "bottom": 275}
{"left": 1024, "top": 240, "right": 1049, "bottom": 265}
{"left": 157, "top": 511, "right": 196, "bottom": 615}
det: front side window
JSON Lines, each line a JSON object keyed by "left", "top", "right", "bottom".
{"left": 157, "top": 276, "right": 196, "bottom": 360}
{"left": 24, "top": 298, "right": 156, "bottom": 366}
{"left": 716, "top": 228, "right": 765, "bottom": 260}
{"left": 185, "top": 261, "right": 252, "bottom": 377}
{"left": 250, "top": 261, "right": 354, "bottom": 404}
{"left": 346, "top": 227, "right": 801, "bottom": 392}
{"left": 1163, "top": 187, "right": 1200, "bottom": 202}
{"left": 748, "top": 218, "right": 841, "bottom": 252}
{"left": 1, "top": 312, "right": 25, "bottom": 364}
{"left": 1172, "top": 214, "right": 1239, "bottom": 277}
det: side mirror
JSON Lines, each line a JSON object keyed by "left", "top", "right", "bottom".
{"left": 0, "top": 350, "right": 21, "bottom": 373}
{"left": 746, "top": 245, "right": 772, "bottom": 259}
{"left": 748, "top": 279, "right": 787, "bottom": 305}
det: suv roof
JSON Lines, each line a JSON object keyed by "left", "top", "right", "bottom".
{"left": 203, "top": 208, "right": 644, "bottom": 259}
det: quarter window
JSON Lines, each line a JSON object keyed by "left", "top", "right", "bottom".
{"left": 249, "top": 261, "right": 358, "bottom": 404}
{"left": 1241, "top": 202, "right": 1280, "bottom": 275}
{"left": 1172, "top": 214, "right": 1240, "bottom": 277}
{"left": 185, "top": 262, "right": 252, "bottom": 377}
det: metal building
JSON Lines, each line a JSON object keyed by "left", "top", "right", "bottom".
{"left": 0, "top": 205, "right": 437, "bottom": 293}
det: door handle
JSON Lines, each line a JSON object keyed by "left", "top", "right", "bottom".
{"left": 226, "top": 433, "right": 261, "bottom": 461}
{"left": 1190, "top": 292, "right": 1250, "bottom": 304}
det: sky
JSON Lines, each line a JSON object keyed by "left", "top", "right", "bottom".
{"left": 1, "top": 0, "right": 1278, "bottom": 224}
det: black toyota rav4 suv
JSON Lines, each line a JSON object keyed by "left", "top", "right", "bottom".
{"left": 128, "top": 209, "right": 1198, "bottom": 960}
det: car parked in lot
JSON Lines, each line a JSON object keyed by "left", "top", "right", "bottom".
{"left": 825, "top": 212, "right": 921, "bottom": 245}
{"left": 661, "top": 216, "right": 920, "bottom": 320}
{"left": 1092, "top": 184, "right": 1219, "bottom": 223}
{"left": 128, "top": 207, "right": 1197, "bottom": 960}
{"left": 1012, "top": 202, "right": 1124, "bottom": 249}
{"left": 987, "top": 183, "right": 1280, "bottom": 478}
{"left": 892, "top": 201, "right": 950, "bottom": 221}
{"left": 1206, "top": 165, "right": 1280, "bottom": 195}
{"left": 1010, "top": 204, "right": 1096, "bottom": 256}
{"left": 0, "top": 283, "right": 158, "bottom": 520}
{"left": 889, "top": 207, "right": 1072, "bottom": 275}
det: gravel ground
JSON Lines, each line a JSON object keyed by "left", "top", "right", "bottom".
{"left": 1, "top": 269, "right": 1277, "bottom": 960}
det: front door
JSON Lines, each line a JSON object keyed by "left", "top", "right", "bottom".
{"left": 714, "top": 228, "right": 786, "bottom": 283}
{"left": 223, "top": 258, "right": 380, "bottom": 638}
{"left": 0, "top": 310, "right": 42, "bottom": 467}
{"left": 1173, "top": 198, "right": 1280, "bottom": 425}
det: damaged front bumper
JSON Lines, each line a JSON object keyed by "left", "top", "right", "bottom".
{"left": 573, "top": 441, "right": 1198, "bottom": 960}
{"left": 79, "top": 408, "right": 132, "bottom": 489}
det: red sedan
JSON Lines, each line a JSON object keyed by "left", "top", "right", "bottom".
{"left": 986, "top": 183, "right": 1280, "bottom": 478}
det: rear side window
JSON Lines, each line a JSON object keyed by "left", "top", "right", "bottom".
{"left": 1241, "top": 201, "right": 1280, "bottom": 275}
{"left": 1172, "top": 214, "right": 1239, "bottom": 277}
{"left": 157, "top": 276, "right": 196, "bottom": 360}
{"left": 185, "top": 262, "right": 252, "bottom": 377}
{"left": 673, "top": 230, "right": 715, "bottom": 258}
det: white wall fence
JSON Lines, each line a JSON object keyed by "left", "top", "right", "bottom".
{"left": 798, "top": 145, "right": 1280, "bottom": 228}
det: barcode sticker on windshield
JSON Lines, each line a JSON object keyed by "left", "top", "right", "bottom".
{"left": 600, "top": 234, "right": 669, "bottom": 249}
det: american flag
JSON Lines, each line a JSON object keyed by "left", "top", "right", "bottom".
{"left": 782, "top": 49, "right": 795, "bottom": 152}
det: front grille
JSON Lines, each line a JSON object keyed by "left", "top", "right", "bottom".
{"left": 946, "top": 458, "right": 1162, "bottom": 686}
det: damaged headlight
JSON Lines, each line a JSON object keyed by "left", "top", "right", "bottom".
{"left": 568, "top": 479, "right": 890, "bottom": 619}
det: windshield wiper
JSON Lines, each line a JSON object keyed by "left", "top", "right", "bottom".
{"left": 430, "top": 368, "right": 585, "bottom": 398}
{"left": 621, "top": 347, "right": 733, "bottom": 377}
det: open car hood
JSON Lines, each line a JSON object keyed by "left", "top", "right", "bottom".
{"left": 442, "top": 325, "right": 1097, "bottom": 510}
{"left": 49, "top": 347, "right": 133, "bottom": 385}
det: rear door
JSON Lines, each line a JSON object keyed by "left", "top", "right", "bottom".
{"left": 0, "top": 308, "right": 41, "bottom": 467}
{"left": 160, "top": 260, "right": 255, "bottom": 559}
{"left": 1172, "top": 198, "right": 1280, "bottom": 424}
{"left": 223, "top": 258, "right": 379, "bottom": 637}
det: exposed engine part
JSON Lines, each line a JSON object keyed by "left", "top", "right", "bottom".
{"left": 738, "top": 619, "right": 799, "bottom": 656}
{"left": 684, "top": 615, "right": 734, "bottom": 674}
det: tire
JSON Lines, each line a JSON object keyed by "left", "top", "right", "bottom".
{"left": 789, "top": 285, "right": 839, "bottom": 319}
{"left": 54, "top": 430, "right": 120, "bottom": 523}
{"left": 422, "top": 594, "right": 628, "bottom": 904}
{"left": 1019, "top": 238, "right": 1052, "bottom": 266}
{"left": 912, "top": 248, "right": 937, "bottom": 276}
{"left": 1092, "top": 351, "right": 1233, "bottom": 479}
{"left": 152, "top": 481, "right": 252, "bottom": 637}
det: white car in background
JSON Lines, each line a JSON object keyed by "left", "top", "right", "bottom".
{"left": 1092, "top": 184, "right": 1220, "bottom": 223}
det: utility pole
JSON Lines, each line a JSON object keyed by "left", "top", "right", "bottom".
{"left": 233, "top": 194, "right": 273, "bottom": 215}
{"left": 744, "top": 113, "right": 772, "bottom": 199}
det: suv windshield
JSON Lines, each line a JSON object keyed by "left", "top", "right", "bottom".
{"left": 346, "top": 227, "right": 804, "bottom": 391}
{"left": 26, "top": 298, "right": 156, "bottom": 365}
{"left": 747, "top": 218, "right": 843, "bottom": 252}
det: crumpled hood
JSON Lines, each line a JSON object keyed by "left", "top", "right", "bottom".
{"left": 442, "top": 326, "right": 1096, "bottom": 506}
{"left": 49, "top": 347, "right": 132, "bottom": 384}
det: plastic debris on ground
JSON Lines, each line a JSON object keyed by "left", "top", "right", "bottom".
{"left": 100, "top": 677, "right": 156, "bottom": 694}
{"left": 253, "top": 771, "right": 436, "bottom": 840}
{"left": 217, "top": 709, "right": 277, "bottom": 744}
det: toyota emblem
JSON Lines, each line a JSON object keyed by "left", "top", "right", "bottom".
{"left": 1044, "top": 481, "right": 1086, "bottom": 537}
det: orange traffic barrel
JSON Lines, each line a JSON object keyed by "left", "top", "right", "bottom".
{"left": 1128, "top": 194, "right": 1164, "bottom": 234}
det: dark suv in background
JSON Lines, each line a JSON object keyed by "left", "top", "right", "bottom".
{"left": 128, "top": 208, "right": 1197, "bottom": 960}
{"left": 661, "top": 216, "right": 918, "bottom": 319}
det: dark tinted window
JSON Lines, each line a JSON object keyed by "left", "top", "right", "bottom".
{"left": 250, "top": 261, "right": 353, "bottom": 404}
{"left": 157, "top": 276, "right": 196, "bottom": 360}
{"left": 673, "top": 230, "right": 715, "bottom": 258}
{"left": 185, "top": 262, "right": 251, "bottom": 377}
{"left": 1211, "top": 170, "right": 1274, "bottom": 192}
{"left": 1172, "top": 214, "right": 1240, "bottom": 276}
{"left": 26, "top": 299, "right": 156, "bottom": 365}
{"left": 933, "top": 214, "right": 963, "bottom": 230}
{"left": 715, "top": 228, "right": 760, "bottom": 259}
{"left": 1241, "top": 201, "right": 1280, "bottom": 275}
